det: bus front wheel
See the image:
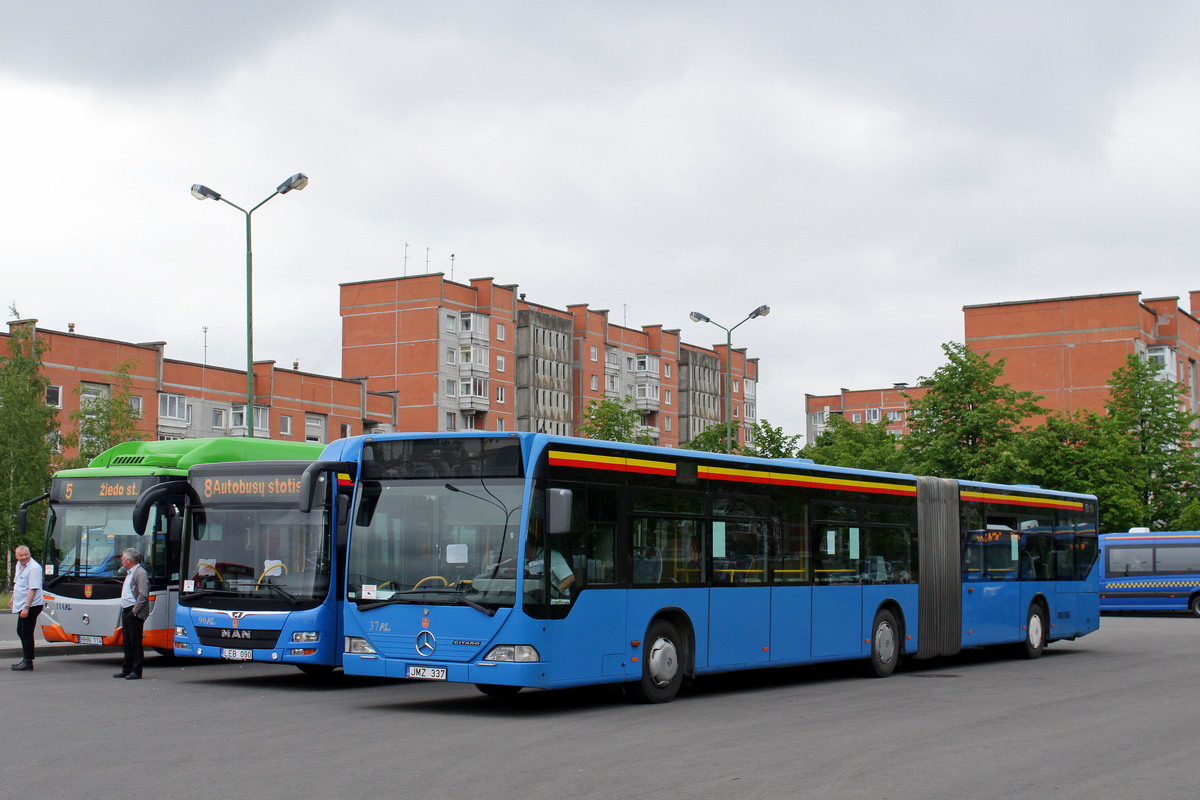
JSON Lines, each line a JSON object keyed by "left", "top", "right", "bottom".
{"left": 869, "top": 609, "right": 899, "bottom": 677}
{"left": 476, "top": 683, "right": 522, "bottom": 697}
{"left": 632, "top": 619, "right": 684, "bottom": 703}
{"left": 1190, "top": 595, "right": 1200, "bottom": 618}
{"left": 1020, "top": 603, "right": 1047, "bottom": 659}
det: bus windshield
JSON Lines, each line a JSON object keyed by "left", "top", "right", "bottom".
{"left": 47, "top": 504, "right": 151, "bottom": 581}
{"left": 347, "top": 478, "right": 526, "bottom": 612}
{"left": 183, "top": 506, "right": 330, "bottom": 606}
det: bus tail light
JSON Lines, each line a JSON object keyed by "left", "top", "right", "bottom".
{"left": 484, "top": 644, "right": 539, "bottom": 663}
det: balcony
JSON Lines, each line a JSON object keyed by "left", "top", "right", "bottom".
{"left": 458, "top": 394, "right": 490, "bottom": 413}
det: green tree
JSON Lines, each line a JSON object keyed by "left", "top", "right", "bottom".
{"left": 744, "top": 419, "right": 803, "bottom": 459}
{"left": 59, "top": 359, "right": 145, "bottom": 467}
{"left": 1105, "top": 354, "right": 1200, "bottom": 529}
{"left": 1015, "top": 409, "right": 1140, "bottom": 532}
{"left": 576, "top": 395, "right": 653, "bottom": 445}
{"left": 902, "top": 342, "right": 1045, "bottom": 482}
{"left": 801, "top": 414, "right": 910, "bottom": 473}
{"left": 683, "top": 419, "right": 742, "bottom": 454}
{"left": 0, "top": 317, "right": 59, "bottom": 572}
{"left": 1169, "top": 498, "right": 1200, "bottom": 532}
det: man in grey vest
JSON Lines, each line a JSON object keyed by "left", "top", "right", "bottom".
{"left": 114, "top": 548, "right": 149, "bottom": 680}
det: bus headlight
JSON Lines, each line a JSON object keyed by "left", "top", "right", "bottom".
{"left": 345, "top": 636, "right": 377, "bottom": 655}
{"left": 484, "top": 645, "right": 540, "bottom": 663}
{"left": 292, "top": 631, "right": 319, "bottom": 643}
{"left": 175, "top": 626, "right": 188, "bottom": 638}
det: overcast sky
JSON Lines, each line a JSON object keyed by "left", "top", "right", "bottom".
{"left": 4, "top": 1, "right": 1200, "bottom": 439}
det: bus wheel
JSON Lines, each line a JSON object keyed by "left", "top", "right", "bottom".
{"left": 1020, "top": 603, "right": 1047, "bottom": 659}
{"left": 869, "top": 609, "right": 899, "bottom": 677}
{"left": 632, "top": 619, "right": 684, "bottom": 703}
{"left": 154, "top": 648, "right": 176, "bottom": 660}
{"left": 297, "top": 664, "right": 336, "bottom": 676}
{"left": 476, "top": 684, "right": 522, "bottom": 697}
{"left": 1190, "top": 595, "right": 1200, "bottom": 618}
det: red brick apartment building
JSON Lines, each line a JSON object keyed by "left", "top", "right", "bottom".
{"left": 5, "top": 319, "right": 396, "bottom": 462}
{"left": 805, "top": 290, "right": 1200, "bottom": 443}
{"left": 339, "top": 273, "right": 760, "bottom": 448}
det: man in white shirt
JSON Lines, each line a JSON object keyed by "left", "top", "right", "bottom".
{"left": 114, "top": 548, "right": 150, "bottom": 680}
{"left": 10, "top": 545, "right": 45, "bottom": 671}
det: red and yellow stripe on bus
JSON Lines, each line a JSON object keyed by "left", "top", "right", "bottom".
{"left": 549, "top": 450, "right": 676, "bottom": 476}
{"left": 960, "top": 490, "right": 1084, "bottom": 512}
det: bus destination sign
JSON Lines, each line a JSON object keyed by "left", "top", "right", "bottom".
{"left": 192, "top": 474, "right": 305, "bottom": 504}
{"left": 51, "top": 477, "right": 151, "bottom": 504}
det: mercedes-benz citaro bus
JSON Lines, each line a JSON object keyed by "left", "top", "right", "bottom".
{"left": 131, "top": 442, "right": 357, "bottom": 673}
{"left": 1099, "top": 529, "right": 1200, "bottom": 616}
{"left": 19, "top": 438, "right": 317, "bottom": 657}
{"left": 308, "top": 432, "right": 1100, "bottom": 702}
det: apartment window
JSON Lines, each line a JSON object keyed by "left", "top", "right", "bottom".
{"left": 744, "top": 379, "right": 755, "bottom": 398}
{"left": 627, "top": 357, "right": 634, "bottom": 371}
{"left": 664, "top": 363, "right": 671, "bottom": 379}
{"left": 159, "top": 393, "right": 188, "bottom": 421}
{"left": 590, "top": 375, "right": 598, "bottom": 391}
{"left": 460, "top": 378, "right": 488, "bottom": 397}
{"left": 887, "top": 411, "right": 903, "bottom": 422}
{"left": 665, "top": 389, "right": 672, "bottom": 405}
{"left": 852, "top": 413, "right": 861, "bottom": 423}
{"left": 497, "top": 386, "right": 506, "bottom": 404}
{"left": 810, "top": 412, "right": 825, "bottom": 425}
{"left": 445, "top": 379, "right": 457, "bottom": 397}
{"left": 446, "top": 412, "right": 457, "bottom": 430}
{"left": 733, "top": 404, "right": 740, "bottom": 418}
{"left": 745, "top": 403, "right": 755, "bottom": 420}
{"left": 496, "top": 324, "right": 506, "bottom": 341}
{"left": 464, "top": 414, "right": 478, "bottom": 430}
{"left": 280, "top": 415, "right": 293, "bottom": 436}
{"left": 460, "top": 313, "right": 474, "bottom": 332}
{"left": 590, "top": 346, "right": 598, "bottom": 362}
{"left": 636, "top": 384, "right": 660, "bottom": 400}
{"left": 445, "top": 314, "right": 457, "bottom": 332}
{"left": 866, "top": 408, "right": 881, "bottom": 423}
{"left": 129, "top": 396, "right": 143, "bottom": 418}
{"left": 340, "top": 423, "right": 352, "bottom": 438}
{"left": 606, "top": 374, "right": 618, "bottom": 392}
{"left": 496, "top": 417, "right": 506, "bottom": 432}
{"left": 460, "top": 345, "right": 488, "bottom": 365}
{"left": 496, "top": 355, "right": 506, "bottom": 373}
{"left": 665, "top": 416, "right": 672, "bottom": 432}
{"left": 46, "top": 385, "right": 62, "bottom": 408}
{"left": 213, "top": 408, "right": 227, "bottom": 429}
{"left": 733, "top": 380, "right": 740, "bottom": 393}
{"left": 445, "top": 347, "right": 456, "bottom": 365}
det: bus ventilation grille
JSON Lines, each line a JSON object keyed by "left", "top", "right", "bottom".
{"left": 110, "top": 456, "right": 147, "bottom": 465}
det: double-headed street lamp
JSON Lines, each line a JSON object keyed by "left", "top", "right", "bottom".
{"left": 689, "top": 304, "right": 771, "bottom": 453}
{"left": 190, "top": 173, "right": 309, "bottom": 437}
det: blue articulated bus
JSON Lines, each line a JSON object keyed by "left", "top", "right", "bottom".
{"left": 308, "top": 432, "right": 1099, "bottom": 702}
{"left": 1099, "top": 530, "right": 1200, "bottom": 616}
{"left": 133, "top": 445, "right": 357, "bottom": 674}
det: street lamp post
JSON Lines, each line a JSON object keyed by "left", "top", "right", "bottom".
{"left": 689, "top": 305, "right": 770, "bottom": 453}
{"left": 190, "top": 173, "right": 309, "bottom": 437}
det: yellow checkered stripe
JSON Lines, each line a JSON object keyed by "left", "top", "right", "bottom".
{"left": 1105, "top": 580, "right": 1200, "bottom": 589}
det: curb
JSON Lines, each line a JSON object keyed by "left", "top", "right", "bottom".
{"left": 0, "top": 643, "right": 113, "bottom": 660}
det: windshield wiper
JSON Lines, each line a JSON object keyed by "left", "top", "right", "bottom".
{"left": 257, "top": 580, "right": 299, "bottom": 604}
{"left": 356, "top": 589, "right": 495, "bottom": 616}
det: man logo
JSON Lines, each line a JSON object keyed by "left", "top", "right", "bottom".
{"left": 415, "top": 630, "right": 436, "bottom": 657}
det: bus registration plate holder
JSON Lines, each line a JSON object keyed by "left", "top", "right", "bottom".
{"left": 407, "top": 665, "right": 447, "bottom": 680}
{"left": 222, "top": 648, "right": 253, "bottom": 661}
{"left": 79, "top": 636, "right": 103, "bottom": 645}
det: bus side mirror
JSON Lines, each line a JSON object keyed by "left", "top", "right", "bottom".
{"left": 336, "top": 494, "right": 351, "bottom": 548}
{"left": 299, "top": 461, "right": 356, "bottom": 513}
{"left": 546, "top": 488, "right": 573, "bottom": 536}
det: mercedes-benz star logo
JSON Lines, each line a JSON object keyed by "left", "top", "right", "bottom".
{"left": 415, "top": 630, "right": 436, "bottom": 657}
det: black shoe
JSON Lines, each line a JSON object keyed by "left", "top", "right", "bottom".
{"left": 113, "top": 671, "right": 129, "bottom": 679}
{"left": 125, "top": 672, "right": 142, "bottom": 680}
{"left": 11, "top": 661, "right": 32, "bottom": 671}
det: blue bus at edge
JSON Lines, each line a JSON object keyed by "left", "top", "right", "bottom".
{"left": 306, "top": 432, "right": 1100, "bottom": 701}
{"left": 134, "top": 442, "right": 357, "bottom": 674}
{"left": 1099, "top": 529, "right": 1200, "bottom": 616}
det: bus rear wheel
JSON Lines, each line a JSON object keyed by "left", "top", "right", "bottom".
{"left": 476, "top": 683, "right": 522, "bottom": 697}
{"left": 869, "top": 609, "right": 899, "bottom": 677}
{"left": 1020, "top": 603, "right": 1047, "bottom": 659}
{"left": 1190, "top": 595, "right": 1200, "bottom": 618}
{"left": 632, "top": 619, "right": 684, "bottom": 703}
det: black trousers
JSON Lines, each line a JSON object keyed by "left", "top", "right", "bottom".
{"left": 121, "top": 607, "right": 145, "bottom": 676}
{"left": 16, "top": 604, "right": 42, "bottom": 662}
